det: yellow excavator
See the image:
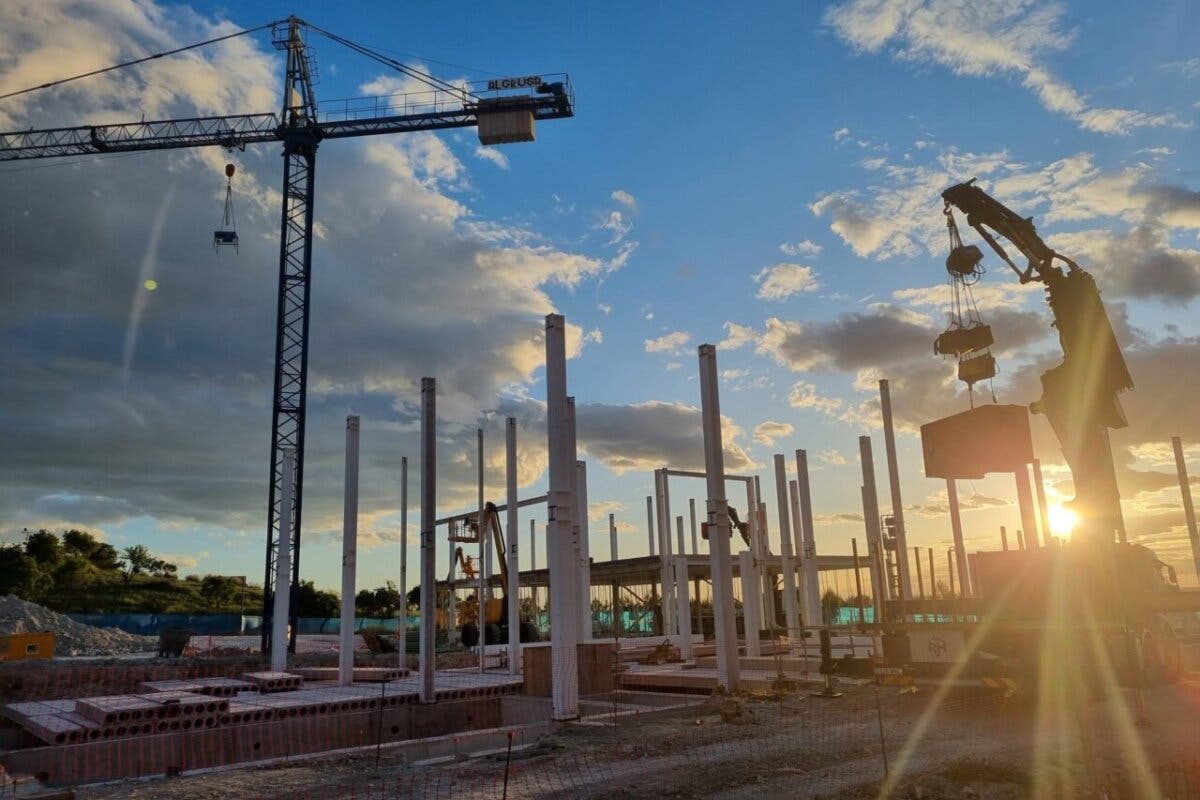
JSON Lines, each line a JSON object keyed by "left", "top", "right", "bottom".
{"left": 444, "top": 502, "right": 539, "bottom": 647}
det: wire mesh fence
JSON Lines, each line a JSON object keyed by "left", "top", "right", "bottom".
{"left": 2, "top": 641, "right": 1198, "bottom": 799}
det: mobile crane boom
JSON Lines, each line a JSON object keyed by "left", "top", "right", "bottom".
{"left": 941, "top": 180, "right": 1132, "bottom": 543}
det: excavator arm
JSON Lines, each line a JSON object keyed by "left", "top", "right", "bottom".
{"left": 941, "top": 180, "right": 1133, "bottom": 543}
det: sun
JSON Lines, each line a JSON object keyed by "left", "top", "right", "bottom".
{"left": 1047, "top": 504, "right": 1078, "bottom": 539}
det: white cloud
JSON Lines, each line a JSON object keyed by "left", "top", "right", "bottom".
{"left": 788, "top": 381, "right": 845, "bottom": 417}
{"left": 833, "top": 127, "right": 851, "bottom": 142}
{"left": 779, "top": 240, "right": 823, "bottom": 257}
{"left": 473, "top": 146, "right": 510, "bottom": 169}
{"left": 718, "top": 322, "right": 759, "bottom": 350}
{"left": 598, "top": 210, "right": 631, "bottom": 244}
{"left": 665, "top": 362, "right": 683, "bottom": 371}
{"left": 597, "top": 303, "right": 613, "bottom": 315}
{"left": 752, "top": 420, "right": 794, "bottom": 446}
{"left": 644, "top": 330, "right": 690, "bottom": 355}
{"left": 611, "top": 189, "right": 636, "bottom": 208}
{"left": 584, "top": 327, "right": 604, "bottom": 345}
{"left": 754, "top": 263, "right": 820, "bottom": 300}
{"left": 824, "top": 0, "right": 1180, "bottom": 135}
{"left": 819, "top": 449, "right": 847, "bottom": 465}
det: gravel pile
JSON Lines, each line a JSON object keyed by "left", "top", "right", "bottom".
{"left": 0, "top": 595, "right": 157, "bottom": 657}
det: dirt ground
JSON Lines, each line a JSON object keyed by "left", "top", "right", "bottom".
{"left": 66, "top": 675, "right": 1200, "bottom": 800}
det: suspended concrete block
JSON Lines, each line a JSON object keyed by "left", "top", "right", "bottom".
{"left": 920, "top": 404, "right": 1034, "bottom": 480}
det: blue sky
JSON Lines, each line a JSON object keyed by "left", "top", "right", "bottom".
{"left": 2, "top": 0, "right": 1200, "bottom": 594}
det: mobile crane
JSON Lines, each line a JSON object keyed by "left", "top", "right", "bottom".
{"left": 941, "top": 179, "right": 1131, "bottom": 545}
{"left": 873, "top": 182, "right": 1187, "bottom": 692}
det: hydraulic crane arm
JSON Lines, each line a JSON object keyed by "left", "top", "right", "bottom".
{"left": 941, "top": 180, "right": 1132, "bottom": 543}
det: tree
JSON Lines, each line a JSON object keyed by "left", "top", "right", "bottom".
{"left": 293, "top": 580, "right": 340, "bottom": 618}
{"left": 0, "top": 544, "right": 47, "bottom": 599}
{"left": 89, "top": 543, "right": 121, "bottom": 571}
{"left": 54, "top": 555, "right": 96, "bottom": 594}
{"left": 200, "top": 575, "right": 238, "bottom": 611}
{"left": 62, "top": 529, "right": 100, "bottom": 558}
{"left": 820, "top": 589, "right": 846, "bottom": 625}
{"left": 23, "top": 529, "right": 63, "bottom": 567}
{"left": 121, "top": 545, "right": 154, "bottom": 581}
{"left": 406, "top": 585, "right": 421, "bottom": 608}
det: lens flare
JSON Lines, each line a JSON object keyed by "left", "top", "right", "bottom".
{"left": 1047, "top": 504, "right": 1077, "bottom": 539}
{"left": 143, "top": 279, "right": 158, "bottom": 292}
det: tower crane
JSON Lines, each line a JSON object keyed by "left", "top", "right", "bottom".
{"left": 0, "top": 16, "right": 574, "bottom": 651}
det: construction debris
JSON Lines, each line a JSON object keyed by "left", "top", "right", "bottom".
{"left": 0, "top": 595, "right": 155, "bottom": 657}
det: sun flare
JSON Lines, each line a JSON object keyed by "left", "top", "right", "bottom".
{"left": 1047, "top": 504, "right": 1078, "bottom": 539}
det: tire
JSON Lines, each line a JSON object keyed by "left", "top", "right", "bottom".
{"left": 460, "top": 622, "right": 479, "bottom": 648}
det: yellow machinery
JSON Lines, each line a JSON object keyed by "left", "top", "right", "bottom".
{"left": 0, "top": 631, "right": 55, "bottom": 661}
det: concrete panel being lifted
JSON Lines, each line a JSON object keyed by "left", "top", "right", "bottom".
{"left": 921, "top": 404, "right": 1034, "bottom": 480}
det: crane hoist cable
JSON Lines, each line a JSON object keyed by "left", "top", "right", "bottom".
{"left": 214, "top": 163, "right": 238, "bottom": 252}
{"left": 936, "top": 205, "right": 998, "bottom": 403}
{"left": 0, "top": 20, "right": 284, "bottom": 102}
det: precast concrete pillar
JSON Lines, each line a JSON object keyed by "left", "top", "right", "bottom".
{"left": 339, "top": 415, "right": 360, "bottom": 687}
{"left": 698, "top": 344, "right": 740, "bottom": 692}
{"left": 575, "top": 457, "right": 592, "bottom": 641}
{"left": 654, "top": 469, "right": 674, "bottom": 635}
{"left": 609, "top": 513, "right": 618, "bottom": 562}
{"left": 947, "top": 479, "right": 972, "bottom": 596}
{"left": 689, "top": 497, "right": 699, "bottom": 554}
{"left": 858, "top": 436, "right": 885, "bottom": 602}
{"left": 675, "top": 554, "right": 692, "bottom": 660}
{"left": 544, "top": 314, "right": 578, "bottom": 719}
{"left": 1173, "top": 436, "right": 1200, "bottom": 582}
{"left": 1033, "top": 459, "right": 1052, "bottom": 547}
{"left": 399, "top": 456, "right": 408, "bottom": 669}
{"left": 773, "top": 454, "right": 800, "bottom": 640}
{"left": 1015, "top": 464, "right": 1040, "bottom": 549}
{"left": 646, "top": 496, "right": 656, "bottom": 557}
{"left": 506, "top": 417, "right": 520, "bottom": 675}
{"left": 418, "top": 380, "right": 437, "bottom": 703}
{"left": 739, "top": 550, "right": 762, "bottom": 657}
{"left": 477, "top": 428, "right": 486, "bottom": 673}
{"left": 795, "top": 451, "right": 822, "bottom": 628}
{"left": 879, "top": 380, "right": 913, "bottom": 599}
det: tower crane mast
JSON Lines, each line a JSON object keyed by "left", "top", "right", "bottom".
{"left": 0, "top": 16, "right": 574, "bottom": 651}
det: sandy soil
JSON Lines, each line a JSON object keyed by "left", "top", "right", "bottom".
{"left": 70, "top": 677, "right": 1200, "bottom": 800}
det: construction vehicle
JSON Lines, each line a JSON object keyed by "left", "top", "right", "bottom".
{"left": 875, "top": 181, "right": 1191, "bottom": 691}
{"left": 444, "top": 502, "right": 538, "bottom": 648}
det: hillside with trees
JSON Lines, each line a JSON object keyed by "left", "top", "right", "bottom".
{"left": 0, "top": 528, "right": 404, "bottom": 619}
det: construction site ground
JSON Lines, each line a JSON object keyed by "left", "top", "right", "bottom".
{"left": 50, "top": 671, "right": 1200, "bottom": 800}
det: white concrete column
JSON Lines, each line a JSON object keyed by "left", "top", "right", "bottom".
{"left": 575, "top": 458, "right": 592, "bottom": 641}
{"left": 861, "top": 484, "right": 884, "bottom": 616}
{"left": 645, "top": 495, "right": 656, "bottom": 557}
{"left": 609, "top": 513, "right": 618, "bottom": 561}
{"left": 675, "top": 554, "right": 692, "bottom": 661}
{"left": 654, "top": 469, "right": 674, "bottom": 634}
{"left": 858, "top": 437, "right": 885, "bottom": 603}
{"left": 544, "top": 314, "right": 578, "bottom": 719}
{"left": 529, "top": 518, "right": 536, "bottom": 570}
{"left": 698, "top": 343, "right": 739, "bottom": 692}
{"left": 270, "top": 449, "right": 295, "bottom": 673}
{"left": 1173, "top": 436, "right": 1200, "bottom": 582}
{"left": 339, "top": 415, "right": 360, "bottom": 687}
{"left": 1032, "top": 459, "right": 1052, "bottom": 547}
{"left": 739, "top": 550, "right": 762, "bottom": 657}
{"left": 772, "top": 454, "right": 800, "bottom": 640}
{"left": 751, "top": 476, "right": 775, "bottom": 630}
{"left": 794, "top": 451, "right": 822, "bottom": 627}
{"left": 1015, "top": 464, "right": 1040, "bottom": 549}
{"left": 477, "top": 428, "right": 486, "bottom": 672}
{"left": 947, "top": 479, "right": 972, "bottom": 596}
{"left": 676, "top": 514, "right": 686, "bottom": 556}
{"left": 788, "top": 479, "right": 811, "bottom": 626}
{"left": 419, "top": 379, "right": 437, "bottom": 703}
{"left": 689, "top": 498, "right": 699, "bottom": 555}
{"left": 879, "top": 380, "right": 913, "bottom": 599}
{"left": 506, "top": 417, "right": 520, "bottom": 675}
{"left": 399, "top": 456, "right": 408, "bottom": 669}
{"left": 661, "top": 470, "right": 676, "bottom": 629}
